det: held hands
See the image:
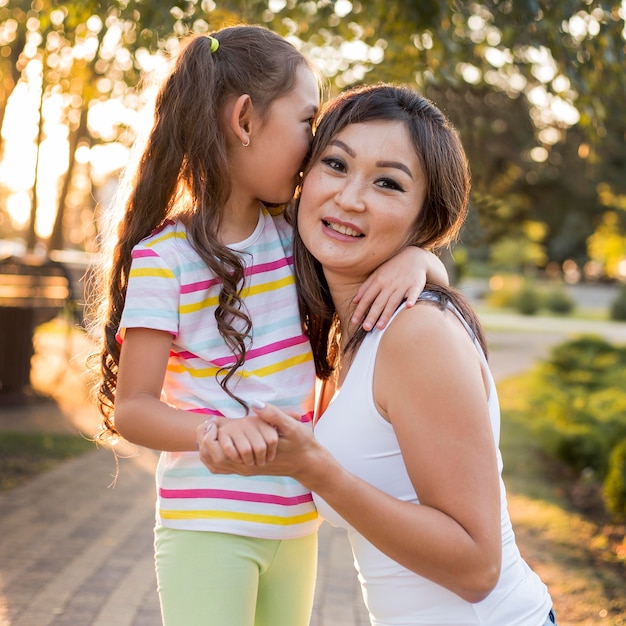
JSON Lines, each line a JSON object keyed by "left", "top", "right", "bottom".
{"left": 196, "top": 402, "right": 320, "bottom": 482}
{"left": 351, "top": 247, "right": 449, "bottom": 331}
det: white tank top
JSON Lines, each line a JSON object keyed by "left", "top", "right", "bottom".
{"left": 312, "top": 297, "right": 552, "bottom": 625}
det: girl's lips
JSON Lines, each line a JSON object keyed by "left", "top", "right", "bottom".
{"left": 322, "top": 219, "right": 364, "bottom": 238}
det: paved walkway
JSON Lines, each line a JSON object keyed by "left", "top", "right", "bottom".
{"left": 1, "top": 310, "right": 625, "bottom": 626}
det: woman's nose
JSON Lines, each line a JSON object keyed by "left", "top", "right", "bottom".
{"left": 335, "top": 178, "right": 366, "bottom": 212}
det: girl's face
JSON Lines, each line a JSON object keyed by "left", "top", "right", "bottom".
{"left": 298, "top": 120, "right": 426, "bottom": 284}
{"left": 245, "top": 65, "right": 320, "bottom": 205}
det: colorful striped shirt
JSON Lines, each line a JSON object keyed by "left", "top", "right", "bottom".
{"left": 119, "top": 209, "right": 319, "bottom": 539}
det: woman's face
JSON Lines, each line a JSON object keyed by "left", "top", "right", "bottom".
{"left": 298, "top": 120, "right": 426, "bottom": 284}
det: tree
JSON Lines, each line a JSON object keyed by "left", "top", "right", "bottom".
{"left": 0, "top": 0, "right": 624, "bottom": 275}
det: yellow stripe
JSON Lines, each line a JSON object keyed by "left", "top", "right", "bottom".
{"left": 146, "top": 230, "right": 187, "bottom": 246}
{"left": 130, "top": 267, "right": 176, "bottom": 278}
{"left": 180, "top": 275, "right": 294, "bottom": 314}
{"left": 160, "top": 509, "right": 318, "bottom": 525}
{"left": 253, "top": 352, "right": 313, "bottom": 377}
{"left": 181, "top": 295, "right": 220, "bottom": 313}
{"left": 167, "top": 352, "right": 312, "bottom": 378}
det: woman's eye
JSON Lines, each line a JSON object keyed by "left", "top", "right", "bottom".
{"left": 377, "top": 178, "right": 405, "bottom": 192}
{"left": 321, "top": 157, "right": 346, "bottom": 172}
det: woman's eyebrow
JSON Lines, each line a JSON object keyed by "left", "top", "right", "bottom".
{"left": 376, "top": 160, "right": 413, "bottom": 179}
{"left": 329, "top": 139, "right": 355, "bottom": 157}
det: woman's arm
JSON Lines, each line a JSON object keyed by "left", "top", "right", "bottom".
{"left": 368, "top": 304, "right": 501, "bottom": 600}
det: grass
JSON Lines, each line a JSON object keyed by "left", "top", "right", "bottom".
{"left": 0, "top": 431, "right": 95, "bottom": 491}
{"left": 498, "top": 373, "right": 626, "bottom": 626}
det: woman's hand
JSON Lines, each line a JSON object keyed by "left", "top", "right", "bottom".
{"left": 197, "top": 402, "right": 330, "bottom": 487}
{"left": 196, "top": 413, "right": 279, "bottom": 472}
{"left": 351, "top": 247, "right": 449, "bottom": 331}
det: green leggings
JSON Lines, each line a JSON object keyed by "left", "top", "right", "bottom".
{"left": 155, "top": 527, "right": 318, "bottom": 626}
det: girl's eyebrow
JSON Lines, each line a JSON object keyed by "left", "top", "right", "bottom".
{"left": 328, "top": 139, "right": 413, "bottom": 179}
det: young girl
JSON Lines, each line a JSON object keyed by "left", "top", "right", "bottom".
{"left": 93, "top": 25, "right": 448, "bottom": 626}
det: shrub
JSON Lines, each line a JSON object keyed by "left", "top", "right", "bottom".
{"left": 543, "top": 288, "right": 575, "bottom": 315}
{"left": 514, "top": 284, "right": 542, "bottom": 315}
{"left": 610, "top": 285, "right": 626, "bottom": 321}
{"left": 485, "top": 274, "right": 524, "bottom": 308}
{"left": 528, "top": 336, "right": 626, "bottom": 516}
{"left": 604, "top": 438, "right": 626, "bottom": 522}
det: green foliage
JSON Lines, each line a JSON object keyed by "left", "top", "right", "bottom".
{"left": 514, "top": 283, "right": 542, "bottom": 315}
{"left": 604, "top": 438, "right": 626, "bottom": 521}
{"left": 486, "top": 275, "right": 575, "bottom": 315}
{"left": 485, "top": 273, "right": 524, "bottom": 308}
{"left": 587, "top": 211, "right": 626, "bottom": 280}
{"left": 0, "top": 0, "right": 624, "bottom": 269}
{"left": 528, "top": 336, "right": 626, "bottom": 519}
{"left": 610, "top": 284, "right": 626, "bottom": 321}
{"left": 543, "top": 288, "right": 575, "bottom": 314}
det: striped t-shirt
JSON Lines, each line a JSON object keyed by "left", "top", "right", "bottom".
{"left": 119, "top": 208, "right": 319, "bottom": 539}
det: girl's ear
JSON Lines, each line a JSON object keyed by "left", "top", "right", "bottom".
{"left": 229, "top": 94, "right": 253, "bottom": 147}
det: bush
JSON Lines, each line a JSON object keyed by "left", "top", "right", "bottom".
{"left": 528, "top": 336, "right": 626, "bottom": 517}
{"left": 604, "top": 438, "right": 626, "bottom": 522}
{"left": 485, "top": 274, "right": 524, "bottom": 308}
{"left": 514, "top": 284, "right": 542, "bottom": 315}
{"left": 610, "top": 285, "right": 626, "bottom": 321}
{"left": 543, "top": 288, "right": 575, "bottom": 315}
{"left": 486, "top": 276, "right": 575, "bottom": 316}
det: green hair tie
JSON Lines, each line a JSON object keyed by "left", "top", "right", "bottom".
{"left": 207, "top": 36, "right": 219, "bottom": 53}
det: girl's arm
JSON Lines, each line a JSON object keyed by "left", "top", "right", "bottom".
{"left": 352, "top": 247, "right": 449, "bottom": 331}
{"left": 114, "top": 327, "right": 206, "bottom": 450}
{"left": 200, "top": 305, "right": 502, "bottom": 602}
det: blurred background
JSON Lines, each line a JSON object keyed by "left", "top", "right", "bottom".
{"left": 0, "top": 0, "right": 624, "bottom": 287}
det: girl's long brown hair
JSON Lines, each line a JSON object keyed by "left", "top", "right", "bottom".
{"left": 287, "top": 84, "right": 487, "bottom": 380}
{"left": 91, "top": 25, "right": 311, "bottom": 442}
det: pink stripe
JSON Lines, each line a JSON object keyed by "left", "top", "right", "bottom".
{"left": 180, "top": 277, "right": 221, "bottom": 294}
{"left": 211, "top": 335, "right": 309, "bottom": 367}
{"left": 132, "top": 249, "right": 159, "bottom": 258}
{"left": 187, "top": 407, "right": 310, "bottom": 422}
{"left": 159, "top": 488, "right": 313, "bottom": 505}
{"left": 186, "top": 407, "right": 224, "bottom": 417}
{"left": 180, "top": 257, "right": 293, "bottom": 294}
{"left": 247, "top": 257, "right": 292, "bottom": 275}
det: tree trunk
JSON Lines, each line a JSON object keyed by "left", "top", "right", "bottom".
{"left": 26, "top": 69, "right": 46, "bottom": 252}
{"left": 48, "top": 104, "right": 89, "bottom": 252}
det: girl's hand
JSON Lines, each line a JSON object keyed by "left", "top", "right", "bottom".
{"left": 351, "top": 247, "right": 449, "bottom": 331}
{"left": 196, "top": 414, "right": 279, "bottom": 471}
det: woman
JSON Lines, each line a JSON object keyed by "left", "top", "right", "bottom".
{"left": 198, "top": 83, "right": 556, "bottom": 625}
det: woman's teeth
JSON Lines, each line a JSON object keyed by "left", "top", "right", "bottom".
{"left": 324, "top": 220, "right": 363, "bottom": 237}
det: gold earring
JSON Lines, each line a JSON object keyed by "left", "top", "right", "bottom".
{"left": 242, "top": 137, "right": 250, "bottom": 147}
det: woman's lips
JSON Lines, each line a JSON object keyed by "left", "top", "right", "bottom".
{"left": 322, "top": 219, "right": 364, "bottom": 238}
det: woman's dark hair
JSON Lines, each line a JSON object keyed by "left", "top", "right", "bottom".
{"left": 93, "top": 25, "right": 313, "bottom": 442}
{"left": 288, "top": 83, "right": 487, "bottom": 379}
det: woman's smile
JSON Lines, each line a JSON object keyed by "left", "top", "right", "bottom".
{"left": 322, "top": 218, "right": 364, "bottom": 239}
